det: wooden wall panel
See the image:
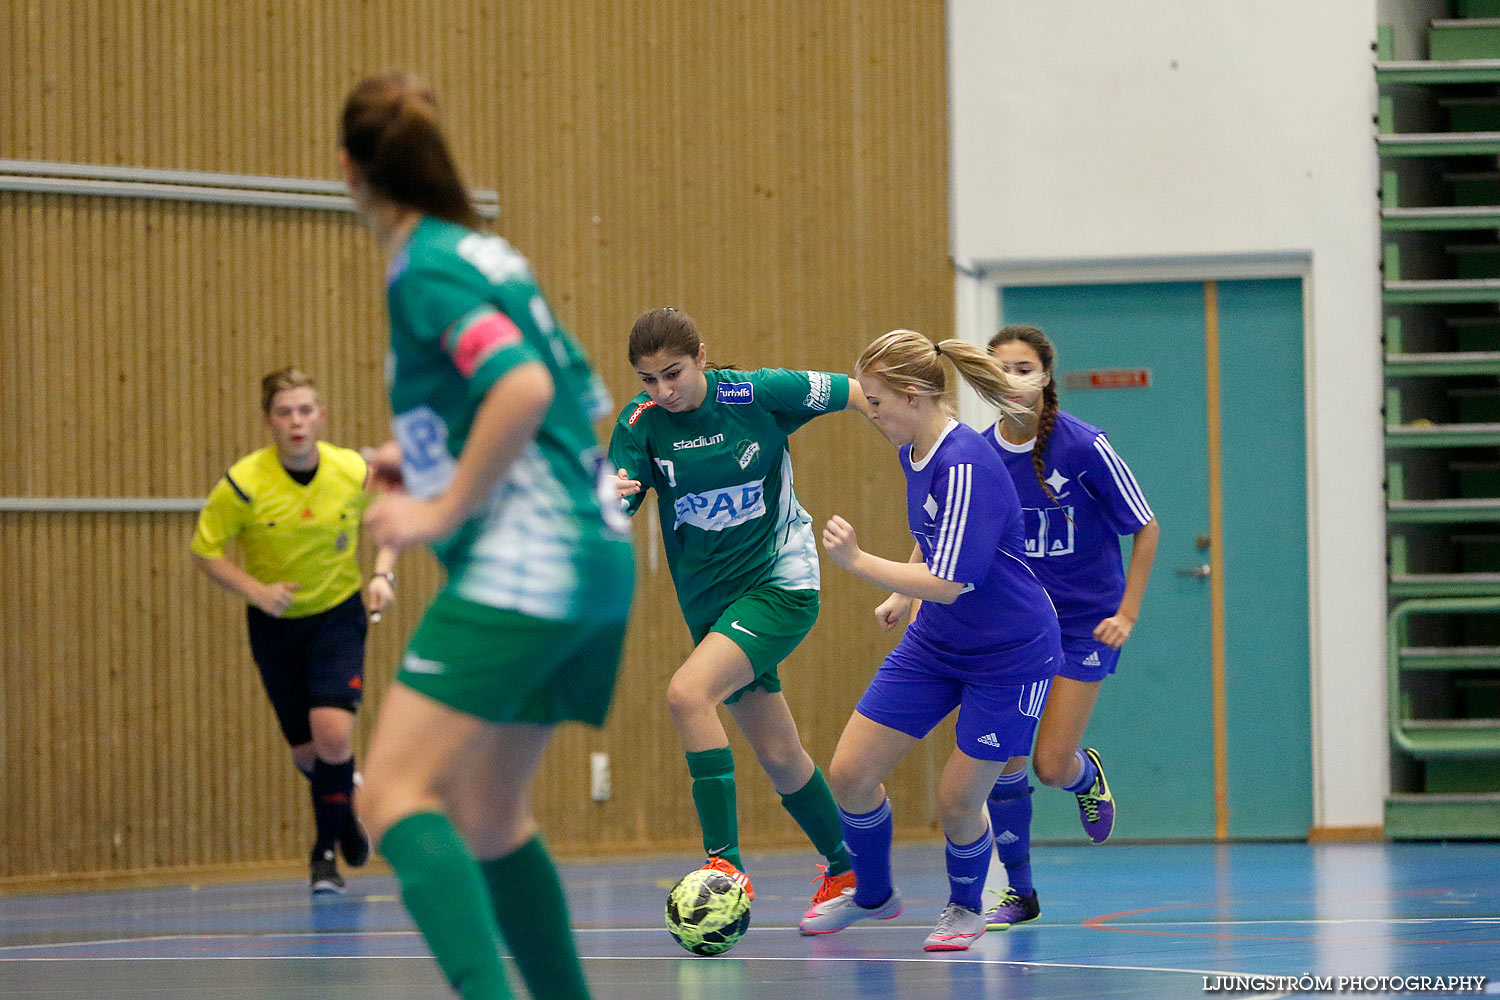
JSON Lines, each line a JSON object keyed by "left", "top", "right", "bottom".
{"left": 1, "top": 0, "right": 953, "bottom": 884}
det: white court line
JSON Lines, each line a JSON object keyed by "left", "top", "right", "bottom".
{"left": 6, "top": 913, "right": 1496, "bottom": 954}
{"left": 0, "top": 952, "right": 1273, "bottom": 978}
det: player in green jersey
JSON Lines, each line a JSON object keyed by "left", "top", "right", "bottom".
{"left": 339, "top": 73, "right": 632, "bottom": 1000}
{"left": 609, "top": 306, "right": 869, "bottom": 908}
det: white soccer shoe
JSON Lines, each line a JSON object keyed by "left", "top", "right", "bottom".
{"left": 798, "top": 886, "right": 903, "bottom": 935}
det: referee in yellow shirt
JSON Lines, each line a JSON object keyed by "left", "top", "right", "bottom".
{"left": 191, "top": 368, "right": 397, "bottom": 894}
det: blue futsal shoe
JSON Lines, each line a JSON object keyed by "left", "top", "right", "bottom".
{"left": 1076, "top": 747, "right": 1115, "bottom": 844}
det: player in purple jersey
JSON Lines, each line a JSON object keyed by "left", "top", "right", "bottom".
{"left": 979, "top": 324, "right": 1159, "bottom": 931}
{"left": 797, "top": 330, "right": 1062, "bottom": 952}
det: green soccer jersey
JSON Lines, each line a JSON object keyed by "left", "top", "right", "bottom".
{"left": 607, "top": 367, "right": 851, "bottom": 625}
{"left": 384, "top": 215, "right": 632, "bottom": 623}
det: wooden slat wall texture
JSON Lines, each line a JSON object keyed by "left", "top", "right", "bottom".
{"left": 1, "top": 0, "right": 953, "bottom": 884}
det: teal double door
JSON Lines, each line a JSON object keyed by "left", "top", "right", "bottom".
{"left": 999, "top": 279, "right": 1311, "bottom": 840}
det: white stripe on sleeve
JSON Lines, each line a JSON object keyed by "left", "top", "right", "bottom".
{"left": 931, "top": 466, "right": 959, "bottom": 576}
{"left": 1093, "top": 437, "right": 1154, "bottom": 526}
{"left": 935, "top": 464, "right": 972, "bottom": 580}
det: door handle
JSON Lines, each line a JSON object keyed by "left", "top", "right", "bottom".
{"left": 1176, "top": 564, "right": 1211, "bottom": 579}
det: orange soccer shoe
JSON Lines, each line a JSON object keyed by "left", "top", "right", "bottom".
{"left": 810, "top": 864, "right": 857, "bottom": 907}
{"left": 700, "top": 855, "right": 755, "bottom": 901}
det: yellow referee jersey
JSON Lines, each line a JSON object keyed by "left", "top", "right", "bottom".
{"left": 191, "top": 442, "right": 373, "bottom": 618}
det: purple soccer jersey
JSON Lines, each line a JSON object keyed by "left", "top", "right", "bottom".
{"left": 900, "top": 420, "right": 1060, "bottom": 681}
{"left": 983, "top": 412, "right": 1154, "bottom": 639}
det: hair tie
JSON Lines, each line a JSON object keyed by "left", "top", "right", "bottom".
{"left": 932, "top": 342, "right": 944, "bottom": 358}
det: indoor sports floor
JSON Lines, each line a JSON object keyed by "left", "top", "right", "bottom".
{"left": 2, "top": 841, "right": 1497, "bottom": 999}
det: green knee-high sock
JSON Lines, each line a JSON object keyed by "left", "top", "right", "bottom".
{"left": 380, "top": 812, "right": 512, "bottom": 1000}
{"left": 685, "top": 747, "right": 741, "bottom": 870}
{"left": 480, "top": 836, "right": 589, "bottom": 1000}
{"left": 780, "top": 766, "right": 853, "bottom": 876}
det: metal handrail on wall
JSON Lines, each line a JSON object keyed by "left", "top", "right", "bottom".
{"left": 2, "top": 158, "right": 504, "bottom": 517}
{"left": 0, "top": 497, "right": 204, "bottom": 513}
{"left": 0, "top": 158, "right": 501, "bottom": 217}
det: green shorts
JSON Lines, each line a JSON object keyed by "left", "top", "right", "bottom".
{"left": 399, "top": 590, "right": 627, "bottom": 727}
{"left": 688, "top": 587, "right": 819, "bottom": 705}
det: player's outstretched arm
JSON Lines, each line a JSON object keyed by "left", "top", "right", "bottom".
{"left": 844, "top": 378, "right": 871, "bottom": 418}
{"left": 822, "top": 515, "right": 966, "bottom": 604}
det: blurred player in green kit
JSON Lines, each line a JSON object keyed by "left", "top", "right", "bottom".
{"left": 339, "top": 73, "right": 632, "bottom": 1000}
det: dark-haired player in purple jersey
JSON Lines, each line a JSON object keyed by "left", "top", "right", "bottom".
{"left": 979, "top": 324, "right": 1159, "bottom": 931}
{"left": 798, "top": 330, "right": 1062, "bottom": 952}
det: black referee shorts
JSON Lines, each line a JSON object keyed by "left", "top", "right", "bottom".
{"left": 245, "top": 591, "right": 368, "bottom": 747}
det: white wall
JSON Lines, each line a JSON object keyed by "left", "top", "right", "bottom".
{"left": 948, "top": 0, "right": 1386, "bottom": 830}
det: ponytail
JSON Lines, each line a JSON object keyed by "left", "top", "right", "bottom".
{"left": 855, "top": 330, "right": 1037, "bottom": 420}
{"left": 340, "top": 73, "right": 482, "bottom": 230}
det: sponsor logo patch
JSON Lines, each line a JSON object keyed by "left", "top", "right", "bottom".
{"left": 673, "top": 479, "right": 766, "bottom": 531}
{"left": 803, "top": 371, "right": 832, "bottom": 411}
{"left": 673, "top": 432, "right": 725, "bottom": 451}
{"left": 716, "top": 381, "right": 754, "bottom": 404}
{"left": 735, "top": 439, "right": 760, "bottom": 469}
{"left": 627, "top": 400, "right": 657, "bottom": 426}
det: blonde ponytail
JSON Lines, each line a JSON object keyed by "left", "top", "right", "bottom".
{"left": 855, "top": 330, "right": 1036, "bottom": 419}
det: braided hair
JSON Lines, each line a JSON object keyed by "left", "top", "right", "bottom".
{"left": 988, "top": 324, "right": 1062, "bottom": 504}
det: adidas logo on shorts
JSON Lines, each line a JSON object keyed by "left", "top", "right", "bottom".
{"left": 977, "top": 733, "right": 1001, "bottom": 748}
{"left": 1083, "top": 651, "right": 1101, "bottom": 667}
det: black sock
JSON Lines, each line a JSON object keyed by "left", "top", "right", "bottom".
{"left": 310, "top": 758, "right": 355, "bottom": 854}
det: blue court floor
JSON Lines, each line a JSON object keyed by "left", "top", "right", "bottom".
{"left": 1, "top": 841, "right": 1496, "bottom": 999}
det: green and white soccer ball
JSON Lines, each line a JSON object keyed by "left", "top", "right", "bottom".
{"left": 665, "top": 867, "right": 752, "bottom": 956}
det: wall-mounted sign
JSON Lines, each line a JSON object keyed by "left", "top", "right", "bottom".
{"left": 1063, "top": 369, "right": 1152, "bottom": 390}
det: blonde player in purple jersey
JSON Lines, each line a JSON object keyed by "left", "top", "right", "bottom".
{"left": 799, "top": 331, "right": 1061, "bottom": 952}
{"left": 980, "top": 324, "right": 1158, "bottom": 931}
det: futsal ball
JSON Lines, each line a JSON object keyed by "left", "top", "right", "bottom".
{"left": 664, "top": 867, "right": 752, "bottom": 956}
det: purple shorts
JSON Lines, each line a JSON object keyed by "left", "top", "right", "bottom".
{"left": 855, "top": 630, "right": 1059, "bottom": 761}
{"left": 1057, "top": 634, "right": 1121, "bottom": 683}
